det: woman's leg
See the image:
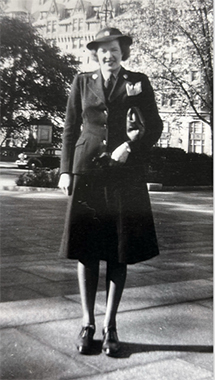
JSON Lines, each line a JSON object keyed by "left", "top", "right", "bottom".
{"left": 102, "top": 261, "right": 127, "bottom": 355}
{"left": 77, "top": 260, "right": 99, "bottom": 327}
{"left": 104, "top": 261, "right": 127, "bottom": 328}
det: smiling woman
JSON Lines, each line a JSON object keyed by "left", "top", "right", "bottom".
{"left": 58, "top": 27, "right": 163, "bottom": 357}
{"left": 90, "top": 34, "right": 131, "bottom": 64}
{"left": 96, "top": 40, "right": 123, "bottom": 73}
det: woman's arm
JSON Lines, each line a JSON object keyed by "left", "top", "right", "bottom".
{"left": 59, "top": 74, "right": 82, "bottom": 195}
{"left": 60, "top": 74, "right": 83, "bottom": 174}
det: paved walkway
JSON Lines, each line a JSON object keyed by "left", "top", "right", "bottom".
{"left": 0, "top": 189, "right": 213, "bottom": 380}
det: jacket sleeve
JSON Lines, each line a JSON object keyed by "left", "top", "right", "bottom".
{"left": 127, "top": 75, "right": 163, "bottom": 154}
{"left": 60, "top": 74, "right": 83, "bottom": 174}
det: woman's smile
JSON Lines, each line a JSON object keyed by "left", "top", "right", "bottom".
{"left": 104, "top": 59, "right": 115, "bottom": 67}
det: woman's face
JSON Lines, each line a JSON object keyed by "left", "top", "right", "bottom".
{"left": 97, "top": 39, "right": 123, "bottom": 72}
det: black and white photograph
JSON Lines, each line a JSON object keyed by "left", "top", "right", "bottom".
{"left": 0, "top": 0, "right": 213, "bottom": 379}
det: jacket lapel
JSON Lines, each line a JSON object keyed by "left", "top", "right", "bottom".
{"left": 87, "top": 70, "right": 105, "bottom": 104}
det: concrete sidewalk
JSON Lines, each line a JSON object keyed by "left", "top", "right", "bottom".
{"left": 0, "top": 189, "right": 213, "bottom": 380}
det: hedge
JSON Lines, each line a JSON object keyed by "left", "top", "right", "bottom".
{"left": 16, "top": 168, "right": 60, "bottom": 188}
{"left": 146, "top": 147, "right": 213, "bottom": 186}
{"left": 15, "top": 148, "right": 213, "bottom": 188}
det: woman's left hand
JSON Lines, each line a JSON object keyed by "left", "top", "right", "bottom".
{"left": 111, "top": 142, "right": 131, "bottom": 163}
{"left": 58, "top": 173, "right": 73, "bottom": 196}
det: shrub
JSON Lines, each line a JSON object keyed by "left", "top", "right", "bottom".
{"left": 15, "top": 148, "right": 213, "bottom": 188}
{"left": 16, "top": 168, "right": 60, "bottom": 188}
{"left": 147, "top": 147, "right": 213, "bottom": 186}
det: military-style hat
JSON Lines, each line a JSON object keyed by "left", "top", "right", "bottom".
{"left": 87, "top": 27, "right": 132, "bottom": 50}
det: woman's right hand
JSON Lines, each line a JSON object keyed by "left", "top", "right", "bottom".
{"left": 58, "top": 173, "right": 72, "bottom": 196}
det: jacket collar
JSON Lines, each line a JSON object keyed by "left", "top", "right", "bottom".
{"left": 87, "top": 66, "right": 129, "bottom": 103}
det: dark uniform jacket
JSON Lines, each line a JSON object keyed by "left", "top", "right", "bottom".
{"left": 60, "top": 66, "right": 163, "bottom": 264}
{"left": 60, "top": 66, "right": 163, "bottom": 176}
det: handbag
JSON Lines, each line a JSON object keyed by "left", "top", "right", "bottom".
{"left": 126, "top": 107, "right": 145, "bottom": 142}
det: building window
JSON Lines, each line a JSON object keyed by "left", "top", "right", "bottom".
{"left": 190, "top": 121, "right": 205, "bottom": 134}
{"left": 169, "top": 93, "right": 177, "bottom": 106}
{"left": 191, "top": 70, "right": 199, "bottom": 81}
{"left": 189, "top": 121, "right": 205, "bottom": 153}
{"left": 161, "top": 92, "right": 178, "bottom": 107}
{"left": 156, "top": 138, "right": 170, "bottom": 148}
{"left": 163, "top": 121, "right": 170, "bottom": 133}
{"left": 157, "top": 122, "right": 170, "bottom": 148}
{"left": 79, "top": 18, "right": 83, "bottom": 30}
{"left": 73, "top": 19, "right": 78, "bottom": 31}
{"left": 161, "top": 94, "right": 169, "bottom": 107}
{"left": 52, "top": 21, "right": 57, "bottom": 32}
{"left": 47, "top": 22, "right": 51, "bottom": 33}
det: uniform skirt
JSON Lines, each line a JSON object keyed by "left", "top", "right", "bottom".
{"left": 59, "top": 169, "right": 159, "bottom": 264}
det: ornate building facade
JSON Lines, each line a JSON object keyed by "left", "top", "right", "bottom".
{"left": 3, "top": 0, "right": 121, "bottom": 69}
{"left": 2, "top": 0, "right": 212, "bottom": 155}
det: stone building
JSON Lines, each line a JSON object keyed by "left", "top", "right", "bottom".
{"left": 2, "top": 0, "right": 212, "bottom": 155}
{"left": 2, "top": 0, "right": 32, "bottom": 21}
{"left": 3, "top": 0, "right": 121, "bottom": 69}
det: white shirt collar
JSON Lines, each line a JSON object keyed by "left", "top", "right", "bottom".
{"left": 101, "top": 66, "right": 121, "bottom": 81}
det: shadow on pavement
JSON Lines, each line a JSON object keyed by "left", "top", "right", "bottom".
{"left": 113, "top": 342, "right": 213, "bottom": 359}
{"left": 81, "top": 340, "right": 213, "bottom": 358}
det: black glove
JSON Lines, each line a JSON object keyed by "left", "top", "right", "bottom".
{"left": 92, "top": 152, "right": 111, "bottom": 168}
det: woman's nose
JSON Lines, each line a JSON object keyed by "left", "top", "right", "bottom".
{"left": 105, "top": 50, "right": 112, "bottom": 58}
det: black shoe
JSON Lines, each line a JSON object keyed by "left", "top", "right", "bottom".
{"left": 102, "top": 326, "right": 120, "bottom": 356}
{"left": 76, "top": 325, "right": 95, "bottom": 354}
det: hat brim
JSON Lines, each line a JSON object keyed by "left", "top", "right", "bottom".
{"left": 87, "top": 35, "right": 132, "bottom": 50}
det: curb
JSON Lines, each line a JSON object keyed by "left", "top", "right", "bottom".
{"left": 162, "top": 185, "right": 213, "bottom": 192}
{"left": 1, "top": 184, "right": 213, "bottom": 192}
{"left": 147, "top": 183, "right": 163, "bottom": 191}
{"left": 1, "top": 186, "right": 61, "bottom": 192}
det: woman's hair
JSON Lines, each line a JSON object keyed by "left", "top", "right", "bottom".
{"left": 90, "top": 38, "right": 131, "bottom": 62}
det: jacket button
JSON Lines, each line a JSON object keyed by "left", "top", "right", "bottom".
{"left": 103, "top": 140, "right": 107, "bottom": 145}
{"left": 104, "top": 110, "right": 108, "bottom": 115}
{"left": 104, "top": 124, "right": 107, "bottom": 128}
